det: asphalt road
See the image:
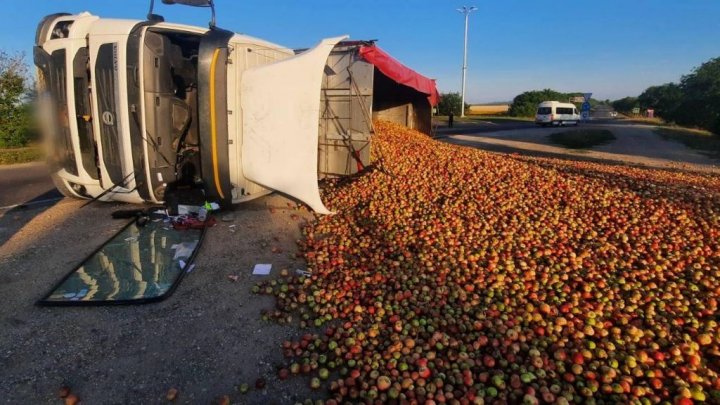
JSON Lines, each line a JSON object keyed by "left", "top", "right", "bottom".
{"left": 434, "top": 116, "right": 625, "bottom": 137}
{"left": 442, "top": 121, "right": 720, "bottom": 173}
{"left": 0, "top": 162, "right": 60, "bottom": 209}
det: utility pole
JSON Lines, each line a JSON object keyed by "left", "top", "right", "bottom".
{"left": 457, "top": 6, "right": 477, "bottom": 117}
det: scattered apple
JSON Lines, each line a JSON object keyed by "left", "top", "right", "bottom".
{"left": 255, "top": 121, "right": 720, "bottom": 403}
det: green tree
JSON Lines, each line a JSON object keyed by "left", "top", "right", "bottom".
{"left": 638, "top": 83, "right": 683, "bottom": 120}
{"left": 675, "top": 57, "right": 720, "bottom": 133}
{"left": 437, "top": 92, "right": 468, "bottom": 116}
{"left": 508, "top": 89, "right": 568, "bottom": 117}
{"left": 611, "top": 97, "right": 639, "bottom": 114}
{"left": 0, "top": 51, "right": 33, "bottom": 148}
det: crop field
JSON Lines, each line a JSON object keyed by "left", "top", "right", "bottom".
{"left": 467, "top": 105, "right": 510, "bottom": 116}
{"left": 257, "top": 121, "right": 720, "bottom": 404}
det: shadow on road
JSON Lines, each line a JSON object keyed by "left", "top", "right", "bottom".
{"left": 0, "top": 190, "right": 63, "bottom": 247}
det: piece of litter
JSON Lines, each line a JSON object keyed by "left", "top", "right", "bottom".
{"left": 228, "top": 275, "right": 239, "bottom": 282}
{"left": 229, "top": 224, "right": 236, "bottom": 228}
{"left": 179, "top": 259, "right": 187, "bottom": 269}
{"left": 124, "top": 236, "right": 138, "bottom": 242}
{"left": 171, "top": 241, "right": 198, "bottom": 260}
{"left": 296, "top": 269, "right": 312, "bottom": 277}
{"left": 253, "top": 264, "right": 272, "bottom": 275}
{"left": 185, "top": 264, "right": 196, "bottom": 273}
{"left": 178, "top": 204, "right": 201, "bottom": 215}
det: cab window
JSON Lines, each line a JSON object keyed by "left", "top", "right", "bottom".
{"left": 537, "top": 107, "right": 551, "bottom": 114}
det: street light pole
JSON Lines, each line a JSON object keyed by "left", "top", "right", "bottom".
{"left": 457, "top": 6, "right": 477, "bottom": 117}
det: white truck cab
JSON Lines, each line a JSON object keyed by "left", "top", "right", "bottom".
{"left": 34, "top": 12, "right": 303, "bottom": 206}
{"left": 535, "top": 101, "right": 580, "bottom": 127}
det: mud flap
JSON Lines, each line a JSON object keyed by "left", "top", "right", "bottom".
{"left": 240, "top": 36, "right": 348, "bottom": 214}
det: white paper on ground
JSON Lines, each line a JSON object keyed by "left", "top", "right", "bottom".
{"left": 252, "top": 263, "right": 272, "bottom": 275}
{"left": 178, "top": 205, "right": 201, "bottom": 215}
{"left": 171, "top": 241, "right": 198, "bottom": 260}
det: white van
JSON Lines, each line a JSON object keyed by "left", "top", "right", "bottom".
{"left": 535, "top": 101, "right": 580, "bottom": 126}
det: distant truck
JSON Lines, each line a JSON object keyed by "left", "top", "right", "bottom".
{"left": 34, "top": 3, "right": 439, "bottom": 214}
{"left": 535, "top": 101, "right": 580, "bottom": 127}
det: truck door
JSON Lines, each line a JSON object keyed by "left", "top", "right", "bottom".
{"left": 240, "top": 36, "right": 347, "bottom": 215}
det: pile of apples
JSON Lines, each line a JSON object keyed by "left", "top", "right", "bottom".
{"left": 256, "top": 121, "right": 720, "bottom": 404}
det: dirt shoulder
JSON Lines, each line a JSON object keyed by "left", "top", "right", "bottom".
{"left": 0, "top": 194, "right": 319, "bottom": 404}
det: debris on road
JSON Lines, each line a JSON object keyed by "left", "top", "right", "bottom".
{"left": 295, "top": 269, "right": 312, "bottom": 277}
{"left": 252, "top": 264, "right": 272, "bottom": 276}
{"left": 166, "top": 387, "right": 178, "bottom": 401}
{"left": 63, "top": 393, "right": 79, "bottom": 405}
{"left": 40, "top": 207, "right": 209, "bottom": 305}
{"left": 58, "top": 386, "right": 70, "bottom": 399}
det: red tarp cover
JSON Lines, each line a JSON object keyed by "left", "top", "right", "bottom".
{"left": 358, "top": 45, "right": 440, "bottom": 106}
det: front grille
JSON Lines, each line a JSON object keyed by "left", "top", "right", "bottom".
{"left": 95, "top": 43, "right": 124, "bottom": 185}
{"left": 49, "top": 49, "right": 78, "bottom": 176}
{"left": 73, "top": 47, "right": 98, "bottom": 179}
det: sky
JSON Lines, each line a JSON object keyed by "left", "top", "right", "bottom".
{"left": 4, "top": 0, "right": 719, "bottom": 103}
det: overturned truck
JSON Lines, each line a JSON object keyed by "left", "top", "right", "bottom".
{"left": 34, "top": 10, "right": 439, "bottom": 214}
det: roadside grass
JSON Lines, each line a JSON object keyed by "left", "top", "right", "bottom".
{"left": 549, "top": 129, "right": 616, "bottom": 149}
{"left": 654, "top": 127, "right": 720, "bottom": 159}
{"left": 617, "top": 116, "right": 667, "bottom": 126}
{"left": 0, "top": 145, "right": 43, "bottom": 165}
